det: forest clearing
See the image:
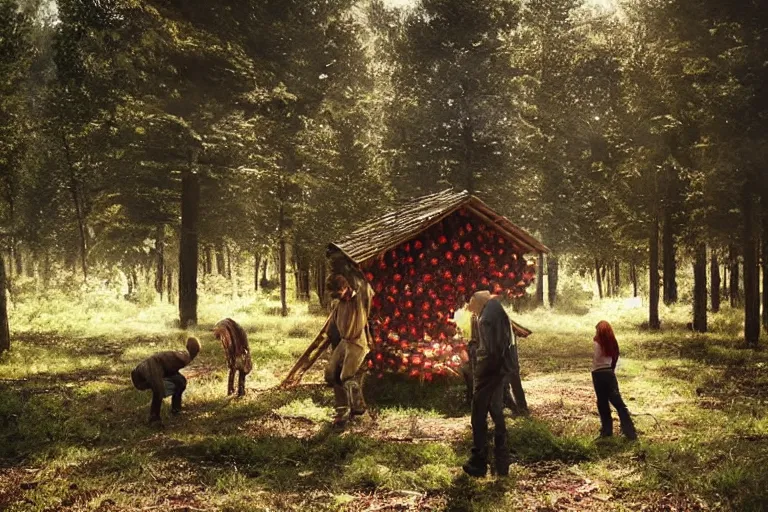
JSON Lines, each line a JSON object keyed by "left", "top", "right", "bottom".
{"left": 1, "top": 290, "right": 767, "bottom": 511}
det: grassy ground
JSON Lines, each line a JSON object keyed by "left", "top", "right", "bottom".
{"left": 1, "top": 290, "right": 767, "bottom": 511}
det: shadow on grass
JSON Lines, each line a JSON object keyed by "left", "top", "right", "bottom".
{"left": 365, "top": 374, "right": 470, "bottom": 418}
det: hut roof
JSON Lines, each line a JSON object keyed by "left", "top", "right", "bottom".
{"left": 329, "top": 189, "right": 549, "bottom": 266}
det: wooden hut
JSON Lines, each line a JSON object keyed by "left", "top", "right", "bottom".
{"left": 281, "top": 189, "right": 548, "bottom": 387}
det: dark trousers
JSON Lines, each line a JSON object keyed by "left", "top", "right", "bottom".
{"left": 592, "top": 370, "right": 635, "bottom": 438}
{"left": 470, "top": 375, "right": 508, "bottom": 462}
{"left": 132, "top": 372, "right": 187, "bottom": 421}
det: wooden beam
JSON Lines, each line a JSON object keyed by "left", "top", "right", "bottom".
{"left": 280, "top": 307, "right": 337, "bottom": 388}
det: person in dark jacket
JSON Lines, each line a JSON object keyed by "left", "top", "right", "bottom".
{"left": 462, "top": 314, "right": 529, "bottom": 416}
{"left": 463, "top": 291, "right": 515, "bottom": 477}
{"left": 592, "top": 320, "right": 637, "bottom": 440}
{"left": 131, "top": 337, "right": 200, "bottom": 424}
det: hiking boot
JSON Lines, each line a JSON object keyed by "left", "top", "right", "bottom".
{"left": 344, "top": 380, "right": 366, "bottom": 416}
{"left": 462, "top": 455, "right": 488, "bottom": 478}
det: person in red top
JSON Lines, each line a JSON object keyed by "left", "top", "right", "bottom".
{"left": 592, "top": 321, "right": 637, "bottom": 440}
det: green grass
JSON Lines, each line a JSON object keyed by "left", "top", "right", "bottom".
{"left": 1, "top": 290, "right": 767, "bottom": 510}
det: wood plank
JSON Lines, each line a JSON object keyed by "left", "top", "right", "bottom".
{"left": 280, "top": 307, "right": 336, "bottom": 388}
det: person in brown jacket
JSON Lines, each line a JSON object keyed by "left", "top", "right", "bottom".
{"left": 324, "top": 272, "right": 374, "bottom": 426}
{"left": 131, "top": 337, "right": 200, "bottom": 424}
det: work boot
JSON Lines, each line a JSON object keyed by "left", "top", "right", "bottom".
{"left": 621, "top": 423, "right": 638, "bottom": 441}
{"left": 344, "top": 379, "right": 366, "bottom": 417}
{"left": 462, "top": 453, "right": 488, "bottom": 478}
{"left": 171, "top": 394, "right": 182, "bottom": 415}
{"left": 332, "top": 408, "right": 349, "bottom": 428}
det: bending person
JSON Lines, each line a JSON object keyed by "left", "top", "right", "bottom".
{"left": 131, "top": 337, "right": 200, "bottom": 424}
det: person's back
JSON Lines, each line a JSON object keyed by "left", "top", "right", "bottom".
{"left": 476, "top": 299, "right": 514, "bottom": 382}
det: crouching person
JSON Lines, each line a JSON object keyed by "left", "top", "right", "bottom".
{"left": 324, "top": 273, "right": 374, "bottom": 427}
{"left": 213, "top": 318, "right": 252, "bottom": 397}
{"left": 131, "top": 337, "right": 200, "bottom": 424}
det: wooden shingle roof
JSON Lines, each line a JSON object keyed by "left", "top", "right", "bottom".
{"left": 328, "top": 189, "right": 549, "bottom": 266}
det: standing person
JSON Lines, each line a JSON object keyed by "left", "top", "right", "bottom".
{"left": 131, "top": 337, "right": 200, "bottom": 424}
{"left": 463, "top": 290, "right": 514, "bottom": 478}
{"left": 592, "top": 320, "right": 637, "bottom": 440}
{"left": 324, "top": 271, "right": 374, "bottom": 427}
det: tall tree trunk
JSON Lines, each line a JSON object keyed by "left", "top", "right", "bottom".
{"left": 204, "top": 245, "right": 213, "bottom": 275}
{"left": 744, "top": 184, "right": 760, "bottom": 347}
{"left": 225, "top": 243, "right": 232, "bottom": 280}
{"left": 614, "top": 260, "right": 620, "bottom": 293}
{"left": 649, "top": 214, "right": 661, "bottom": 329}
{"left": 729, "top": 244, "right": 740, "bottom": 308}
{"left": 711, "top": 250, "right": 721, "bottom": 313}
{"left": 215, "top": 242, "right": 226, "bottom": 276}
{"left": 254, "top": 253, "right": 261, "bottom": 292}
{"left": 13, "top": 245, "right": 22, "bottom": 277}
{"left": 293, "top": 250, "right": 310, "bottom": 301}
{"left": 131, "top": 268, "right": 139, "bottom": 295}
{"left": 722, "top": 263, "right": 728, "bottom": 302}
{"left": 662, "top": 205, "right": 677, "bottom": 304}
{"left": 25, "top": 251, "right": 34, "bottom": 279}
{"left": 229, "top": 246, "right": 237, "bottom": 298}
{"left": 630, "top": 261, "right": 638, "bottom": 298}
{"left": 763, "top": 210, "right": 768, "bottom": 331}
{"left": 535, "top": 252, "right": 545, "bottom": 306}
{"left": 547, "top": 255, "right": 559, "bottom": 307}
{"left": 179, "top": 156, "right": 200, "bottom": 329}
{"left": 595, "top": 258, "right": 603, "bottom": 299}
{"left": 61, "top": 134, "right": 89, "bottom": 281}
{"left": 602, "top": 264, "right": 609, "bottom": 297}
{"left": 261, "top": 258, "right": 268, "bottom": 284}
{"left": 316, "top": 258, "right": 327, "bottom": 308}
{"left": 155, "top": 225, "right": 165, "bottom": 299}
{"left": 292, "top": 254, "right": 300, "bottom": 300}
{"left": 693, "top": 242, "right": 707, "bottom": 332}
{"left": 166, "top": 268, "right": 174, "bottom": 304}
{"left": 279, "top": 203, "right": 287, "bottom": 317}
{"left": 42, "top": 250, "right": 51, "bottom": 288}
{"left": 299, "top": 268, "right": 310, "bottom": 301}
{"left": 0, "top": 255, "right": 10, "bottom": 355}
{"left": 126, "top": 267, "right": 134, "bottom": 297}
{"left": 606, "top": 264, "right": 614, "bottom": 297}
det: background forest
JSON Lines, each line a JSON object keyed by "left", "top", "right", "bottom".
{"left": 2, "top": 0, "right": 767, "bottom": 343}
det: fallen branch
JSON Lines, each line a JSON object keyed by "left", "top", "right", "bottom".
{"left": 633, "top": 412, "right": 661, "bottom": 429}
